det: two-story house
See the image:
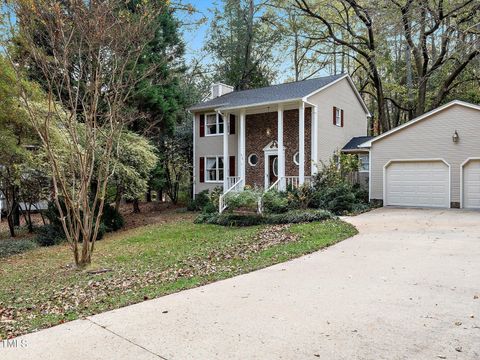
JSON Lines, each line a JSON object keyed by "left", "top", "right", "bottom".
{"left": 189, "top": 74, "right": 371, "bottom": 207}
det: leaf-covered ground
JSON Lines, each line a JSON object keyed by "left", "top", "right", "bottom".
{"left": 0, "top": 210, "right": 357, "bottom": 339}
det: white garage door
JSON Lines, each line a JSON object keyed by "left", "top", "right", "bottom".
{"left": 463, "top": 160, "right": 480, "bottom": 209}
{"left": 385, "top": 161, "right": 449, "bottom": 208}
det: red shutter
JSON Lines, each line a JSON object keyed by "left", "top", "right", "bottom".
{"left": 341, "top": 109, "right": 344, "bottom": 127}
{"left": 199, "top": 157, "right": 205, "bottom": 183}
{"left": 333, "top": 106, "right": 336, "bottom": 125}
{"left": 229, "top": 156, "right": 236, "bottom": 177}
{"left": 199, "top": 114, "right": 205, "bottom": 137}
{"left": 229, "top": 114, "right": 236, "bottom": 134}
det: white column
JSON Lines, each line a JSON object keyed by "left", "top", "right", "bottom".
{"left": 223, "top": 112, "right": 229, "bottom": 192}
{"left": 311, "top": 105, "right": 319, "bottom": 175}
{"left": 299, "top": 101, "right": 305, "bottom": 185}
{"left": 277, "top": 104, "right": 285, "bottom": 190}
{"left": 239, "top": 109, "right": 246, "bottom": 187}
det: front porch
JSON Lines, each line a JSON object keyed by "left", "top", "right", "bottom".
{"left": 217, "top": 100, "right": 318, "bottom": 213}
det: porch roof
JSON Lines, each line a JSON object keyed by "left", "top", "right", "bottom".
{"left": 341, "top": 136, "right": 373, "bottom": 153}
{"left": 188, "top": 74, "right": 346, "bottom": 112}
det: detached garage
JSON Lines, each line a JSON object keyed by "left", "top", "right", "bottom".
{"left": 362, "top": 100, "right": 480, "bottom": 209}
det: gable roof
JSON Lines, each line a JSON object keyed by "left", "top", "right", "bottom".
{"left": 360, "top": 100, "right": 480, "bottom": 148}
{"left": 188, "top": 74, "right": 370, "bottom": 114}
{"left": 342, "top": 136, "right": 374, "bottom": 152}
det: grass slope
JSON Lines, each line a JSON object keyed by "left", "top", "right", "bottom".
{"left": 0, "top": 215, "right": 356, "bottom": 339}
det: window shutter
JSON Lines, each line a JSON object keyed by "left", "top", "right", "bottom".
{"left": 199, "top": 114, "right": 205, "bottom": 137}
{"left": 199, "top": 157, "right": 205, "bottom": 183}
{"left": 341, "top": 109, "right": 344, "bottom": 127}
{"left": 229, "top": 114, "right": 236, "bottom": 134}
{"left": 332, "top": 106, "right": 336, "bottom": 125}
{"left": 229, "top": 156, "right": 236, "bottom": 177}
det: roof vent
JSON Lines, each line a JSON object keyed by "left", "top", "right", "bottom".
{"left": 211, "top": 83, "right": 234, "bottom": 99}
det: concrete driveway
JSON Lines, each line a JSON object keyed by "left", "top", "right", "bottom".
{"left": 3, "top": 208, "right": 480, "bottom": 360}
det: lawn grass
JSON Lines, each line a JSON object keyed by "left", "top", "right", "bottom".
{"left": 0, "top": 214, "right": 357, "bottom": 339}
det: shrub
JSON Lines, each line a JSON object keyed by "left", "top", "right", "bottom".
{"left": 195, "top": 209, "right": 335, "bottom": 227}
{"left": 286, "top": 184, "right": 315, "bottom": 210}
{"left": 187, "top": 190, "right": 211, "bottom": 211}
{"left": 262, "top": 190, "right": 289, "bottom": 214}
{"left": 0, "top": 238, "right": 38, "bottom": 257}
{"left": 102, "top": 204, "right": 125, "bottom": 232}
{"left": 225, "top": 188, "right": 261, "bottom": 212}
{"left": 35, "top": 200, "right": 112, "bottom": 246}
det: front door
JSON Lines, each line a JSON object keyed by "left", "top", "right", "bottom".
{"left": 269, "top": 155, "right": 278, "bottom": 185}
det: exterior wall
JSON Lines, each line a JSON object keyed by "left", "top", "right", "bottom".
{"left": 369, "top": 104, "right": 480, "bottom": 206}
{"left": 307, "top": 77, "right": 368, "bottom": 167}
{"left": 193, "top": 113, "right": 238, "bottom": 194}
{"left": 245, "top": 109, "right": 312, "bottom": 187}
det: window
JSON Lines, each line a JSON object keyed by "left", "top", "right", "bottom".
{"left": 206, "top": 113, "right": 224, "bottom": 135}
{"left": 272, "top": 157, "right": 278, "bottom": 177}
{"left": 293, "top": 152, "right": 300, "bottom": 166}
{"left": 248, "top": 153, "right": 258, "bottom": 166}
{"left": 206, "top": 156, "right": 224, "bottom": 182}
{"left": 358, "top": 154, "right": 369, "bottom": 172}
{"left": 335, "top": 107, "right": 342, "bottom": 126}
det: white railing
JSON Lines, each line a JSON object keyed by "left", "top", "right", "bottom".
{"left": 227, "top": 176, "right": 240, "bottom": 189}
{"left": 219, "top": 178, "right": 244, "bottom": 213}
{"left": 267, "top": 178, "right": 281, "bottom": 192}
{"left": 268, "top": 176, "right": 313, "bottom": 191}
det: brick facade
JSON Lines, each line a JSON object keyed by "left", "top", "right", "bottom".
{"left": 245, "top": 108, "right": 312, "bottom": 187}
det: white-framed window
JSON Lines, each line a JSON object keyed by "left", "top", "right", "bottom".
{"left": 206, "top": 113, "right": 224, "bottom": 136}
{"left": 293, "top": 152, "right": 300, "bottom": 166}
{"left": 358, "top": 153, "right": 369, "bottom": 172}
{"left": 248, "top": 153, "right": 259, "bottom": 166}
{"left": 206, "top": 156, "right": 224, "bottom": 182}
{"left": 272, "top": 157, "right": 278, "bottom": 177}
{"left": 335, "top": 107, "right": 342, "bottom": 127}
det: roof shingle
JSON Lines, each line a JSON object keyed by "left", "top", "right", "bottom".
{"left": 189, "top": 74, "right": 346, "bottom": 111}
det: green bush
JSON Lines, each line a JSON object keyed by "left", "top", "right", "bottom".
{"left": 187, "top": 190, "right": 211, "bottom": 211}
{"left": 262, "top": 190, "right": 289, "bottom": 214}
{"left": 0, "top": 238, "right": 38, "bottom": 257}
{"left": 195, "top": 209, "right": 335, "bottom": 227}
{"left": 35, "top": 201, "right": 111, "bottom": 246}
{"left": 35, "top": 223, "right": 66, "bottom": 246}
{"left": 102, "top": 204, "right": 125, "bottom": 232}
{"left": 225, "top": 188, "right": 261, "bottom": 212}
{"left": 286, "top": 184, "right": 315, "bottom": 210}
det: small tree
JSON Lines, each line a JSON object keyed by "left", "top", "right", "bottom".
{"left": 4, "top": 0, "right": 163, "bottom": 267}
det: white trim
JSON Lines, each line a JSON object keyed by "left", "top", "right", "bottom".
{"left": 383, "top": 158, "right": 451, "bottom": 208}
{"left": 460, "top": 157, "right": 480, "bottom": 209}
{"left": 293, "top": 152, "right": 300, "bottom": 166}
{"left": 204, "top": 155, "right": 225, "bottom": 183}
{"left": 360, "top": 100, "right": 480, "bottom": 148}
{"left": 204, "top": 112, "right": 224, "bottom": 137}
{"left": 216, "top": 98, "right": 301, "bottom": 112}
{"left": 248, "top": 153, "right": 259, "bottom": 166}
{"left": 299, "top": 101, "right": 305, "bottom": 185}
{"left": 192, "top": 113, "right": 196, "bottom": 199}
{"left": 277, "top": 104, "right": 285, "bottom": 190}
{"left": 311, "top": 104, "right": 318, "bottom": 175}
{"left": 264, "top": 148, "right": 279, "bottom": 189}
{"left": 223, "top": 112, "right": 229, "bottom": 192}
{"left": 239, "top": 109, "right": 246, "bottom": 185}
{"left": 368, "top": 150, "right": 372, "bottom": 202}
{"left": 303, "top": 74, "right": 371, "bottom": 116}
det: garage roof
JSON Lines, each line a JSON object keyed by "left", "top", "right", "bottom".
{"left": 360, "top": 100, "right": 480, "bottom": 148}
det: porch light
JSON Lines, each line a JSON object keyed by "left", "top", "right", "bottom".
{"left": 266, "top": 127, "right": 272, "bottom": 136}
{"left": 452, "top": 130, "right": 459, "bottom": 143}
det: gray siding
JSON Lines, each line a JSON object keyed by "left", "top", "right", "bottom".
{"left": 194, "top": 113, "right": 238, "bottom": 194}
{"left": 369, "top": 104, "right": 480, "bottom": 204}
{"left": 307, "top": 78, "right": 368, "bottom": 166}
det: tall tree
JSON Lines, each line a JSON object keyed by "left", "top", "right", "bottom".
{"left": 206, "top": 0, "right": 280, "bottom": 90}
{"left": 4, "top": 0, "right": 163, "bottom": 267}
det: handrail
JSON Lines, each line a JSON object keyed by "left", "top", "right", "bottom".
{"left": 267, "top": 178, "right": 281, "bottom": 192}
{"left": 219, "top": 178, "right": 243, "bottom": 213}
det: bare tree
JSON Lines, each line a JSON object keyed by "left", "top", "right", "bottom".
{"left": 4, "top": 0, "right": 162, "bottom": 267}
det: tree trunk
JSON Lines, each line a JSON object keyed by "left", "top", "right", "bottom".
{"left": 146, "top": 189, "right": 152, "bottom": 202}
{"left": 132, "top": 199, "right": 141, "bottom": 213}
